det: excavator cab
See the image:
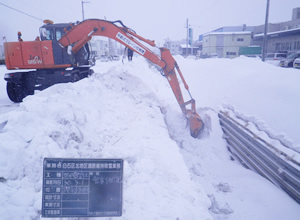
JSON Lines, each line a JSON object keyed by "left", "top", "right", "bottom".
{"left": 5, "top": 20, "right": 93, "bottom": 70}
{"left": 39, "top": 20, "right": 73, "bottom": 41}
{"left": 39, "top": 21, "right": 93, "bottom": 66}
{"left": 4, "top": 20, "right": 94, "bottom": 103}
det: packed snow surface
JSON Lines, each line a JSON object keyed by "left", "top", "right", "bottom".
{"left": 0, "top": 56, "right": 299, "bottom": 220}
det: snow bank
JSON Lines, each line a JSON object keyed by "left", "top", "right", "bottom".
{"left": 0, "top": 61, "right": 212, "bottom": 219}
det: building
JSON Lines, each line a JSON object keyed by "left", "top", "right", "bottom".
{"left": 166, "top": 40, "right": 181, "bottom": 55}
{"left": 164, "top": 7, "right": 300, "bottom": 58}
{"left": 163, "top": 39, "right": 201, "bottom": 56}
{"left": 199, "top": 25, "right": 255, "bottom": 58}
{"left": 199, "top": 7, "right": 300, "bottom": 58}
{"left": 164, "top": 40, "right": 184, "bottom": 55}
{"left": 0, "top": 38, "right": 5, "bottom": 64}
{"left": 202, "top": 31, "right": 252, "bottom": 58}
{"left": 90, "top": 37, "right": 125, "bottom": 58}
{"left": 180, "top": 44, "right": 199, "bottom": 56}
{"left": 90, "top": 37, "right": 108, "bottom": 58}
{"left": 0, "top": 45, "right": 4, "bottom": 63}
{"left": 252, "top": 7, "right": 300, "bottom": 53}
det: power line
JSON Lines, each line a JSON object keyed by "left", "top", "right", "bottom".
{"left": 13, "top": 0, "right": 63, "bottom": 21}
{"left": 0, "top": 2, "right": 42, "bottom": 21}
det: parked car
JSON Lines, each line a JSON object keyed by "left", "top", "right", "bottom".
{"left": 111, "top": 55, "right": 120, "bottom": 61}
{"left": 265, "top": 52, "right": 287, "bottom": 66}
{"left": 293, "top": 58, "right": 300, "bottom": 69}
{"left": 210, "top": 53, "right": 218, "bottom": 58}
{"left": 245, "top": 54, "right": 262, "bottom": 58}
{"left": 279, "top": 52, "right": 300, "bottom": 67}
{"left": 99, "top": 55, "right": 110, "bottom": 62}
{"left": 265, "top": 53, "right": 287, "bottom": 61}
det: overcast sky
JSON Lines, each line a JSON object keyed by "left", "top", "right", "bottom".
{"left": 0, "top": 0, "right": 299, "bottom": 46}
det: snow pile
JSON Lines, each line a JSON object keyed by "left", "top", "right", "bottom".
{"left": 0, "top": 61, "right": 212, "bottom": 219}
{"left": 0, "top": 56, "right": 299, "bottom": 220}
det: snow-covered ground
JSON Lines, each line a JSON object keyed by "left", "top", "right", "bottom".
{"left": 0, "top": 56, "right": 299, "bottom": 220}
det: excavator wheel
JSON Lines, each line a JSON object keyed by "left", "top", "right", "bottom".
{"left": 6, "top": 82, "right": 34, "bottom": 103}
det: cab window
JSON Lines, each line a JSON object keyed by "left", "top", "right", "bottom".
{"left": 56, "top": 30, "right": 63, "bottom": 41}
{"left": 40, "top": 28, "right": 53, "bottom": 40}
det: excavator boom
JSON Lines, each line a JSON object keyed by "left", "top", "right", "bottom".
{"left": 59, "top": 19, "right": 204, "bottom": 138}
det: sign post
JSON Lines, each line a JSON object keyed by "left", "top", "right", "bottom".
{"left": 42, "top": 158, "right": 123, "bottom": 218}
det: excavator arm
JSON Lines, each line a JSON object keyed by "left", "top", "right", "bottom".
{"left": 59, "top": 19, "right": 204, "bottom": 138}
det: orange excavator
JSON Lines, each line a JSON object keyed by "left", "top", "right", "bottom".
{"left": 4, "top": 19, "right": 204, "bottom": 138}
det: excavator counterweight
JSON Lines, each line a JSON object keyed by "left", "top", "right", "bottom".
{"left": 3, "top": 19, "right": 204, "bottom": 138}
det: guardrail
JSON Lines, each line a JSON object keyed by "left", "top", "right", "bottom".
{"left": 218, "top": 111, "right": 300, "bottom": 203}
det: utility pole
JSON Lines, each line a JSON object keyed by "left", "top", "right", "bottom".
{"left": 82, "top": 1, "right": 90, "bottom": 21}
{"left": 186, "top": 19, "right": 189, "bottom": 57}
{"left": 262, "top": 0, "right": 270, "bottom": 61}
{"left": 189, "top": 28, "right": 193, "bottom": 56}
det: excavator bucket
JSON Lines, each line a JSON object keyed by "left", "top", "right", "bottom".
{"left": 188, "top": 113, "right": 205, "bottom": 138}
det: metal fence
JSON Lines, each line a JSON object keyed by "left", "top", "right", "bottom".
{"left": 218, "top": 111, "right": 300, "bottom": 203}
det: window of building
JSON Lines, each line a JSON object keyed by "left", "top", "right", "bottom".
{"left": 226, "top": 52, "right": 236, "bottom": 55}
{"left": 275, "top": 43, "right": 280, "bottom": 51}
{"left": 237, "top": 38, "right": 244, "bottom": 42}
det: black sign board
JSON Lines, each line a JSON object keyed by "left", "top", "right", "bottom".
{"left": 42, "top": 158, "right": 123, "bottom": 218}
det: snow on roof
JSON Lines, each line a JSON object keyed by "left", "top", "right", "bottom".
{"left": 203, "top": 31, "right": 252, "bottom": 37}
{"left": 254, "top": 27, "right": 300, "bottom": 37}
{"left": 180, "top": 44, "right": 198, "bottom": 48}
